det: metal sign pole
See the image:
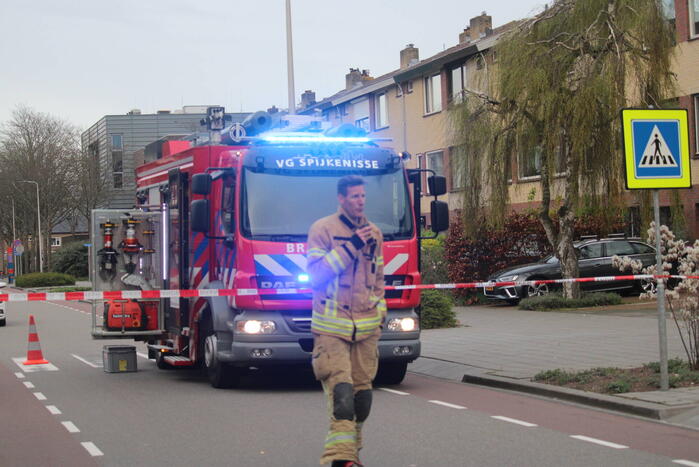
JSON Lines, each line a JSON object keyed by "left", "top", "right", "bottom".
{"left": 653, "top": 189, "right": 669, "bottom": 390}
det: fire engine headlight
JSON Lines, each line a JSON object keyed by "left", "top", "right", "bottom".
{"left": 387, "top": 317, "right": 417, "bottom": 332}
{"left": 236, "top": 320, "right": 276, "bottom": 334}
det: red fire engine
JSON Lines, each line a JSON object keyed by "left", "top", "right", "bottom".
{"left": 90, "top": 107, "right": 448, "bottom": 388}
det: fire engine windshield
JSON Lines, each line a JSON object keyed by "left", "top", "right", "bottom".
{"left": 240, "top": 168, "right": 413, "bottom": 240}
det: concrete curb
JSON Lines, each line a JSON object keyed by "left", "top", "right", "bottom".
{"left": 461, "top": 372, "right": 696, "bottom": 420}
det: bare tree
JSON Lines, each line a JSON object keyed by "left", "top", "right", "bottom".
{"left": 0, "top": 106, "right": 80, "bottom": 271}
{"left": 450, "top": 0, "right": 676, "bottom": 298}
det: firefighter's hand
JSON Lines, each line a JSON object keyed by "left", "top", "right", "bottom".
{"left": 355, "top": 225, "right": 373, "bottom": 244}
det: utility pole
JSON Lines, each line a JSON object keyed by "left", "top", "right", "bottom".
{"left": 18, "top": 180, "right": 43, "bottom": 273}
{"left": 286, "top": 0, "right": 296, "bottom": 115}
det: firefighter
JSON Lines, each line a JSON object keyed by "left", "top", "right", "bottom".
{"left": 307, "top": 175, "right": 386, "bottom": 467}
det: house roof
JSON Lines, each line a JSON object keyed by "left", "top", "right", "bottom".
{"left": 51, "top": 216, "right": 89, "bottom": 235}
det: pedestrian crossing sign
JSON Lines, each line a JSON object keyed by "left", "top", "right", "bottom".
{"left": 621, "top": 108, "right": 691, "bottom": 189}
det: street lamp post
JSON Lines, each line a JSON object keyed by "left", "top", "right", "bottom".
{"left": 18, "top": 180, "right": 43, "bottom": 273}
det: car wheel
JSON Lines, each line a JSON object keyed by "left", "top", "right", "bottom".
{"left": 374, "top": 361, "right": 408, "bottom": 385}
{"left": 640, "top": 278, "right": 657, "bottom": 295}
{"left": 525, "top": 283, "right": 550, "bottom": 298}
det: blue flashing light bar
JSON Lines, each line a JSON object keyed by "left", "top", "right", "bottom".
{"left": 263, "top": 135, "right": 370, "bottom": 144}
{"left": 297, "top": 273, "right": 310, "bottom": 283}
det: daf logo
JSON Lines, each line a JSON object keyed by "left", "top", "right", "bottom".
{"left": 261, "top": 281, "right": 298, "bottom": 289}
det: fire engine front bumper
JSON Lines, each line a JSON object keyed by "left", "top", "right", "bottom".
{"left": 217, "top": 309, "right": 421, "bottom": 367}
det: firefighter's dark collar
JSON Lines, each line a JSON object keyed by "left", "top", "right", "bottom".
{"left": 337, "top": 207, "right": 365, "bottom": 231}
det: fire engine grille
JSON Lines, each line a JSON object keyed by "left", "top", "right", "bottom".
{"left": 283, "top": 313, "right": 312, "bottom": 333}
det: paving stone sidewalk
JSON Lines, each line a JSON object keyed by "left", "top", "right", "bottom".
{"left": 410, "top": 303, "right": 699, "bottom": 425}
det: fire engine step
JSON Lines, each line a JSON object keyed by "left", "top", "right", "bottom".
{"left": 163, "top": 356, "right": 194, "bottom": 366}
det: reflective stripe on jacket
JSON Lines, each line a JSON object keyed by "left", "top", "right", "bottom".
{"left": 307, "top": 208, "right": 386, "bottom": 341}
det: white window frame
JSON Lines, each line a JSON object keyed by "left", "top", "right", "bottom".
{"left": 426, "top": 150, "right": 445, "bottom": 194}
{"left": 691, "top": 0, "right": 699, "bottom": 38}
{"left": 424, "top": 74, "right": 442, "bottom": 115}
{"left": 450, "top": 64, "right": 467, "bottom": 103}
{"left": 51, "top": 237, "right": 62, "bottom": 247}
{"left": 375, "top": 92, "right": 389, "bottom": 129}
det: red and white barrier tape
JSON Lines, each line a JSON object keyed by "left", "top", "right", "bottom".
{"left": 1, "top": 274, "right": 697, "bottom": 303}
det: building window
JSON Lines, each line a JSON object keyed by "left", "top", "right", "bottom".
{"left": 113, "top": 173, "right": 123, "bottom": 189}
{"left": 450, "top": 64, "right": 467, "bottom": 103}
{"left": 355, "top": 117, "right": 370, "bottom": 132}
{"left": 51, "top": 237, "right": 62, "bottom": 247}
{"left": 406, "top": 80, "right": 413, "bottom": 94}
{"left": 424, "top": 74, "right": 442, "bottom": 114}
{"left": 353, "top": 98, "right": 370, "bottom": 131}
{"left": 449, "top": 148, "right": 465, "bottom": 190}
{"left": 691, "top": 0, "right": 699, "bottom": 37}
{"left": 88, "top": 141, "right": 99, "bottom": 159}
{"left": 694, "top": 94, "right": 699, "bottom": 154}
{"left": 519, "top": 146, "right": 542, "bottom": 179}
{"left": 476, "top": 55, "right": 485, "bottom": 70}
{"left": 375, "top": 92, "right": 388, "bottom": 129}
{"left": 426, "top": 151, "right": 444, "bottom": 177}
{"left": 111, "top": 134, "right": 123, "bottom": 149}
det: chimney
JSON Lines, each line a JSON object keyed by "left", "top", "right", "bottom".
{"left": 459, "top": 28, "right": 471, "bottom": 44}
{"left": 301, "top": 90, "right": 316, "bottom": 109}
{"left": 400, "top": 44, "right": 419, "bottom": 69}
{"left": 346, "top": 68, "right": 363, "bottom": 90}
{"left": 469, "top": 12, "right": 492, "bottom": 41}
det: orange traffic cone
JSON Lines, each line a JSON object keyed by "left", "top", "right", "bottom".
{"left": 23, "top": 315, "right": 49, "bottom": 365}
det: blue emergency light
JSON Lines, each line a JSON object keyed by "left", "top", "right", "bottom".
{"left": 297, "top": 273, "right": 310, "bottom": 283}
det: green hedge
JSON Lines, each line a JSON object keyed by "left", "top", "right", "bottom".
{"left": 16, "top": 272, "right": 76, "bottom": 288}
{"left": 420, "top": 290, "right": 457, "bottom": 329}
{"left": 519, "top": 292, "right": 622, "bottom": 311}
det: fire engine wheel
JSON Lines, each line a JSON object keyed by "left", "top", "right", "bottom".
{"left": 374, "top": 361, "right": 408, "bottom": 386}
{"left": 0, "top": 318, "right": 5, "bottom": 327}
{"left": 203, "top": 333, "right": 240, "bottom": 389}
{"left": 155, "top": 351, "right": 172, "bottom": 370}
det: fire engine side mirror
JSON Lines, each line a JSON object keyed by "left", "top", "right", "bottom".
{"left": 191, "top": 200, "right": 210, "bottom": 233}
{"left": 427, "top": 175, "right": 447, "bottom": 196}
{"left": 192, "top": 174, "right": 212, "bottom": 195}
{"left": 430, "top": 200, "right": 449, "bottom": 233}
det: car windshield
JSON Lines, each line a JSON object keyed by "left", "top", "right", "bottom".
{"left": 240, "top": 168, "right": 413, "bottom": 240}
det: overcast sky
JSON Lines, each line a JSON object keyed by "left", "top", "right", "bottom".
{"left": 0, "top": 0, "right": 546, "bottom": 131}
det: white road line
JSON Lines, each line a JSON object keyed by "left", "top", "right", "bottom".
{"left": 14, "top": 372, "right": 25, "bottom": 379}
{"left": 491, "top": 416, "right": 538, "bottom": 427}
{"left": 46, "top": 405, "right": 62, "bottom": 415}
{"left": 378, "top": 387, "right": 410, "bottom": 395}
{"left": 570, "top": 435, "right": 628, "bottom": 449}
{"left": 674, "top": 460, "right": 699, "bottom": 467}
{"left": 136, "top": 352, "right": 149, "bottom": 359}
{"left": 428, "top": 400, "right": 466, "bottom": 410}
{"left": 71, "top": 354, "right": 100, "bottom": 368}
{"left": 12, "top": 358, "right": 59, "bottom": 372}
{"left": 62, "top": 421, "right": 80, "bottom": 433}
{"left": 33, "top": 392, "right": 47, "bottom": 401}
{"left": 23, "top": 381, "right": 35, "bottom": 389}
{"left": 81, "top": 442, "right": 104, "bottom": 457}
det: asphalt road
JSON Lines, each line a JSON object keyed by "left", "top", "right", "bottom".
{"left": 1, "top": 298, "right": 698, "bottom": 467}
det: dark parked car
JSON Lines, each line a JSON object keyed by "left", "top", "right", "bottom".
{"left": 483, "top": 237, "right": 657, "bottom": 304}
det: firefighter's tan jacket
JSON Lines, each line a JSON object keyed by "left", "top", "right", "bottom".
{"left": 307, "top": 207, "right": 386, "bottom": 342}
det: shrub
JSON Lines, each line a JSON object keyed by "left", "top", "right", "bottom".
{"left": 607, "top": 379, "right": 631, "bottom": 394}
{"left": 519, "top": 292, "right": 622, "bottom": 311}
{"left": 420, "top": 235, "right": 450, "bottom": 286}
{"left": 420, "top": 290, "right": 457, "bottom": 329}
{"left": 51, "top": 242, "right": 88, "bottom": 278}
{"left": 16, "top": 272, "right": 76, "bottom": 288}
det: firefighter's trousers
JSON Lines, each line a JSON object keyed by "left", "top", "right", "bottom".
{"left": 312, "top": 332, "right": 379, "bottom": 465}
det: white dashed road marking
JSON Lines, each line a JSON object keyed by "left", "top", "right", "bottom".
{"left": 72, "top": 354, "right": 100, "bottom": 368}
{"left": 570, "top": 435, "right": 628, "bottom": 449}
{"left": 491, "top": 416, "right": 538, "bottom": 427}
{"left": 428, "top": 400, "right": 466, "bottom": 410}
{"left": 674, "top": 461, "right": 699, "bottom": 467}
{"left": 378, "top": 387, "right": 410, "bottom": 395}
{"left": 62, "top": 421, "right": 80, "bottom": 433}
{"left": 23, "top": 381, "right": 35, "bottom": 389}
{"left": 81, "top": 442, "right": 104, "bottom": 457}
{"left": 14, "top": 372, "right": 25, "bottom": 379}
{"left": 33, "top": 392, "right": 47, "bottom": 401}
{"left": 12, "top": 358, "right": 59, "bottom": 372}
{"left": 46, "top": 405, "right": 62, "bottom": 415}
